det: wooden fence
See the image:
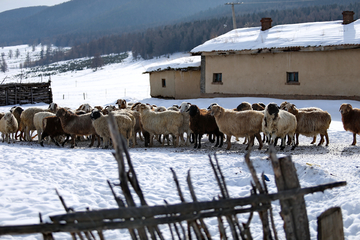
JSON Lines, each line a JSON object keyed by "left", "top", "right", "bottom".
{"left": 0, "top": 113, "right": 347, "bottom": 239}
{"left": 0, "top": 81, "right": 53, "bottom": 106}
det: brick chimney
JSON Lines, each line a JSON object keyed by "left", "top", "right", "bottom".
{"left": 342, "top": 11, "right": 354, "bottom": 24}
{"left": 261, "top": 18, "right": 272, "bottom": 31}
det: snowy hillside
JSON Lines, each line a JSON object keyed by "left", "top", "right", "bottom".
{"left": 0, "top": 45, "right": 360, "bottom": 240}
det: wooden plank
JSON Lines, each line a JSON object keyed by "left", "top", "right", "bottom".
{"left": 269, "top": 146, "right": 310, "bottom": 240}
{"left": 279, "top": 156, "right": 310, "bottom": 240}
{"left": 317, "top": 207, "right": 344, "bottom": 240}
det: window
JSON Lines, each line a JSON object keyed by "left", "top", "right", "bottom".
{"left": 287, "top": 72, "right": 299, "bottom": 84}
{"left": 213, "top": 73, "right": 222, "bottom": 83}
{"left": 162, "top": 79, "right": 166, "bottom": 88}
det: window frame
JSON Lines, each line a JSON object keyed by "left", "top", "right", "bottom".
{"left": 286, "top": 72, "right": 300, "bottom": 85}
{"left": 212, "top": 73, "right": 223, "bottom": 85}
{"left": 162, "top": 78, "right": 166, "bottom": 88}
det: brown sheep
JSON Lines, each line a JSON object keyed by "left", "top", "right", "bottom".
{"left": 234, "top": 102, "right": 252, "bottom": 111}
{"left": 188, "top": 105, "right": 223, "bottom": 149}
{"left": 40, "top": 116, "right": 70, "bottom": 147}
{"left": 252, "top": 102, "right": 265, "bottom": 111}
{"left": 340, "top": 103, "right": 360, "bottom": 145}
{"left": 116, "top": 99, "right": 128, "bottom": 109}
{"left": 282, "top": 102, "right": 331, "bottom": 146}
{"left": 56, "top": 108, "right": 100, "bottom": 148}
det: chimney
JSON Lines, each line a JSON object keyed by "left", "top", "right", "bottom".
{"left": 342, "top": 11, "right": 354, "bottom": 24}
{"left": 261, "top": 18, "right": 272, "bottom": 31}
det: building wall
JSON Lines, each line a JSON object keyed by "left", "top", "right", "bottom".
{"left": 149, "top": 71, "right": 176, "bottom": 98}
{"left": 149, "top": 70, "right": 201, "bottom": 99}
{"left": 203, "top": 49, "right": 360, "bottom": 99}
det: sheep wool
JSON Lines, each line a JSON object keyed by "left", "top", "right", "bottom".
{"left": 209, "top": 104, "right": 263, "bottom": 150}
{"left": 0, "top": 112, "right": 18, "bottom": 143}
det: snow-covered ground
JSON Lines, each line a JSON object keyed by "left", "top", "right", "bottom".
{"left": 1, "top": 44, "right": 360, "bottom": 240}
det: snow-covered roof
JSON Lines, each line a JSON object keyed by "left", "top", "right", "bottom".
{"left": 144, "top": 56, "right": 201, "bottom": 73}
{"left": 191, "top": 19, "right": 360, "bottom": 54}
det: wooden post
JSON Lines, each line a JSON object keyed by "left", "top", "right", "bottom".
{"left": 317, "top": 207, "right": 344, "bottom": 240}
{"left": 31, "top": 87, "right": 33, "bottom": 104}
{"left": 5, "top": 88, "right": 8, "bottom": 105}
{"left": 15, "top": 85, "right": 17, "bottom": 105}
{"left": 269, "top": 147, "right": 310, "bottom": 240}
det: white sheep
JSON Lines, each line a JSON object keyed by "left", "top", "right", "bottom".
{"left": 77, "top": 103, "right": 93, "bottom": 113}
{"left": 90, "top": 111, "right": 135, "bottom": 148}
{"left": 0, "top": 112, "right": 18, "bottom": 143}
{"left": 20, "top": 107, "right": 49, "bottom": 141}
{"left": 167, "top": 105, "right": 180, "bottom": 111}
{"left": 108, "top": 108, "right": 142, "bottom": 145}
{"left": 209, "top": 104, "right": 264, "bottom": 150}
{"left": 48, "top": 103, "right": 59, "bottom": 113}
{"left": 179, "top": 102, "right": 193, "bottom": 146}
{"left": 33, "top": 112, "right": 56, "bottom": 144}
{"left": 135, "top": 103, "right": 183, "bottom": 147}
{"left": 262, "top": 103, "right": 297, "bottom": 150}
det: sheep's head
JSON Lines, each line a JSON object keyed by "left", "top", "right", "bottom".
{"left": 252, "top": 103, "right": 265, "bottom": 111}
{"left": 48, "top": 103, "right": 58, "bottom": 113}
{"left": 116, "top": 99, "right": 127, "bottom": 109}
{"left": 77, "top": 103, "right": 92, "bottom": 113}
{"left": 180, "top": 102, "right": 191, "bottom": 113}
{"left": 105, "top": 105, "right": 116, "bottom": 112}
{"left": 94, "top": 106, "right": 103, "bottom": 111}
{"left": 3, "top": 112, "right": 13, "bottom": 121}
{"left": 188, "top": 105, "right": 199, "bottom": 117}
{"left": 154, "top": 106, "right": 167, "bottom": 112}
{"left": 56, "top": 108, "right": 67, "bottom": 118}
{"left": 279, "top": 101, "right": 290, "bottom": 110}
{"left": 236, "top": 102, "right": 252, "bottom": 111}
{"left": 137, "top": 103, "right": 151, "bottom": 113}
{"left": 207, "top": 103, "right": 218, "bottom": 110}
{"left": 131, "top": 102, "right": 142, "bottom": 110}
{"left": 340, "top": 104, "right": 353, "bottom": 115}
{"left": 10, "top": 106, "right": 24, "bottom": 115}
{"left": 90, "top": 111, "right": 102, "bottom": 120}
{"left": 210, "top": 105, "right": 223, "bottom": 117}
{"left": 266, "top": 103, "right": 279, "bottom": 119}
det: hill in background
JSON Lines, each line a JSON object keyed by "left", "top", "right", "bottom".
{"left": 0, "top": 0, "right": 358, "bottom": 47}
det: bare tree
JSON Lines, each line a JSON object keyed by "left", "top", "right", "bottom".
{"left": 8, "top": 50, "right": 13, "bottom": 59}
{"left": 15, "top": 49, "right": 20, "bottom": 58}
{"left": 1, "top": 55, "right": 8, "bottom": 73}
{"left": 91, "top": 53, "right": 104, "bottom": 71}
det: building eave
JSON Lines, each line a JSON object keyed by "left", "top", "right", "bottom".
{"left": 194, "top": 44, "right": 360, "bottom": 56}
{"left": 143, "top": 66, "right": 201, "bottom": 74}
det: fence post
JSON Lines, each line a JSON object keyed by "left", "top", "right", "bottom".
{"left": 269, "top": 148, "right": 310, "bottom": 240}
{"left": 317, "top": 207, "right": 344, "bottom": 240}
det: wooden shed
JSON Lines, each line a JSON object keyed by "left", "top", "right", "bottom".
{"left": 0, "top": 81, "right": 53, "bottom": 106}
{"left": 190, "top": 11, "right": 360, "bottom": 100}
{"left": 144, "top": 56, "right": 201, "bottom": 99}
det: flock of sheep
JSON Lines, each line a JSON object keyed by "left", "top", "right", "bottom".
{"left": 0, "top": 99, "right": 360, "bottom": 151}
